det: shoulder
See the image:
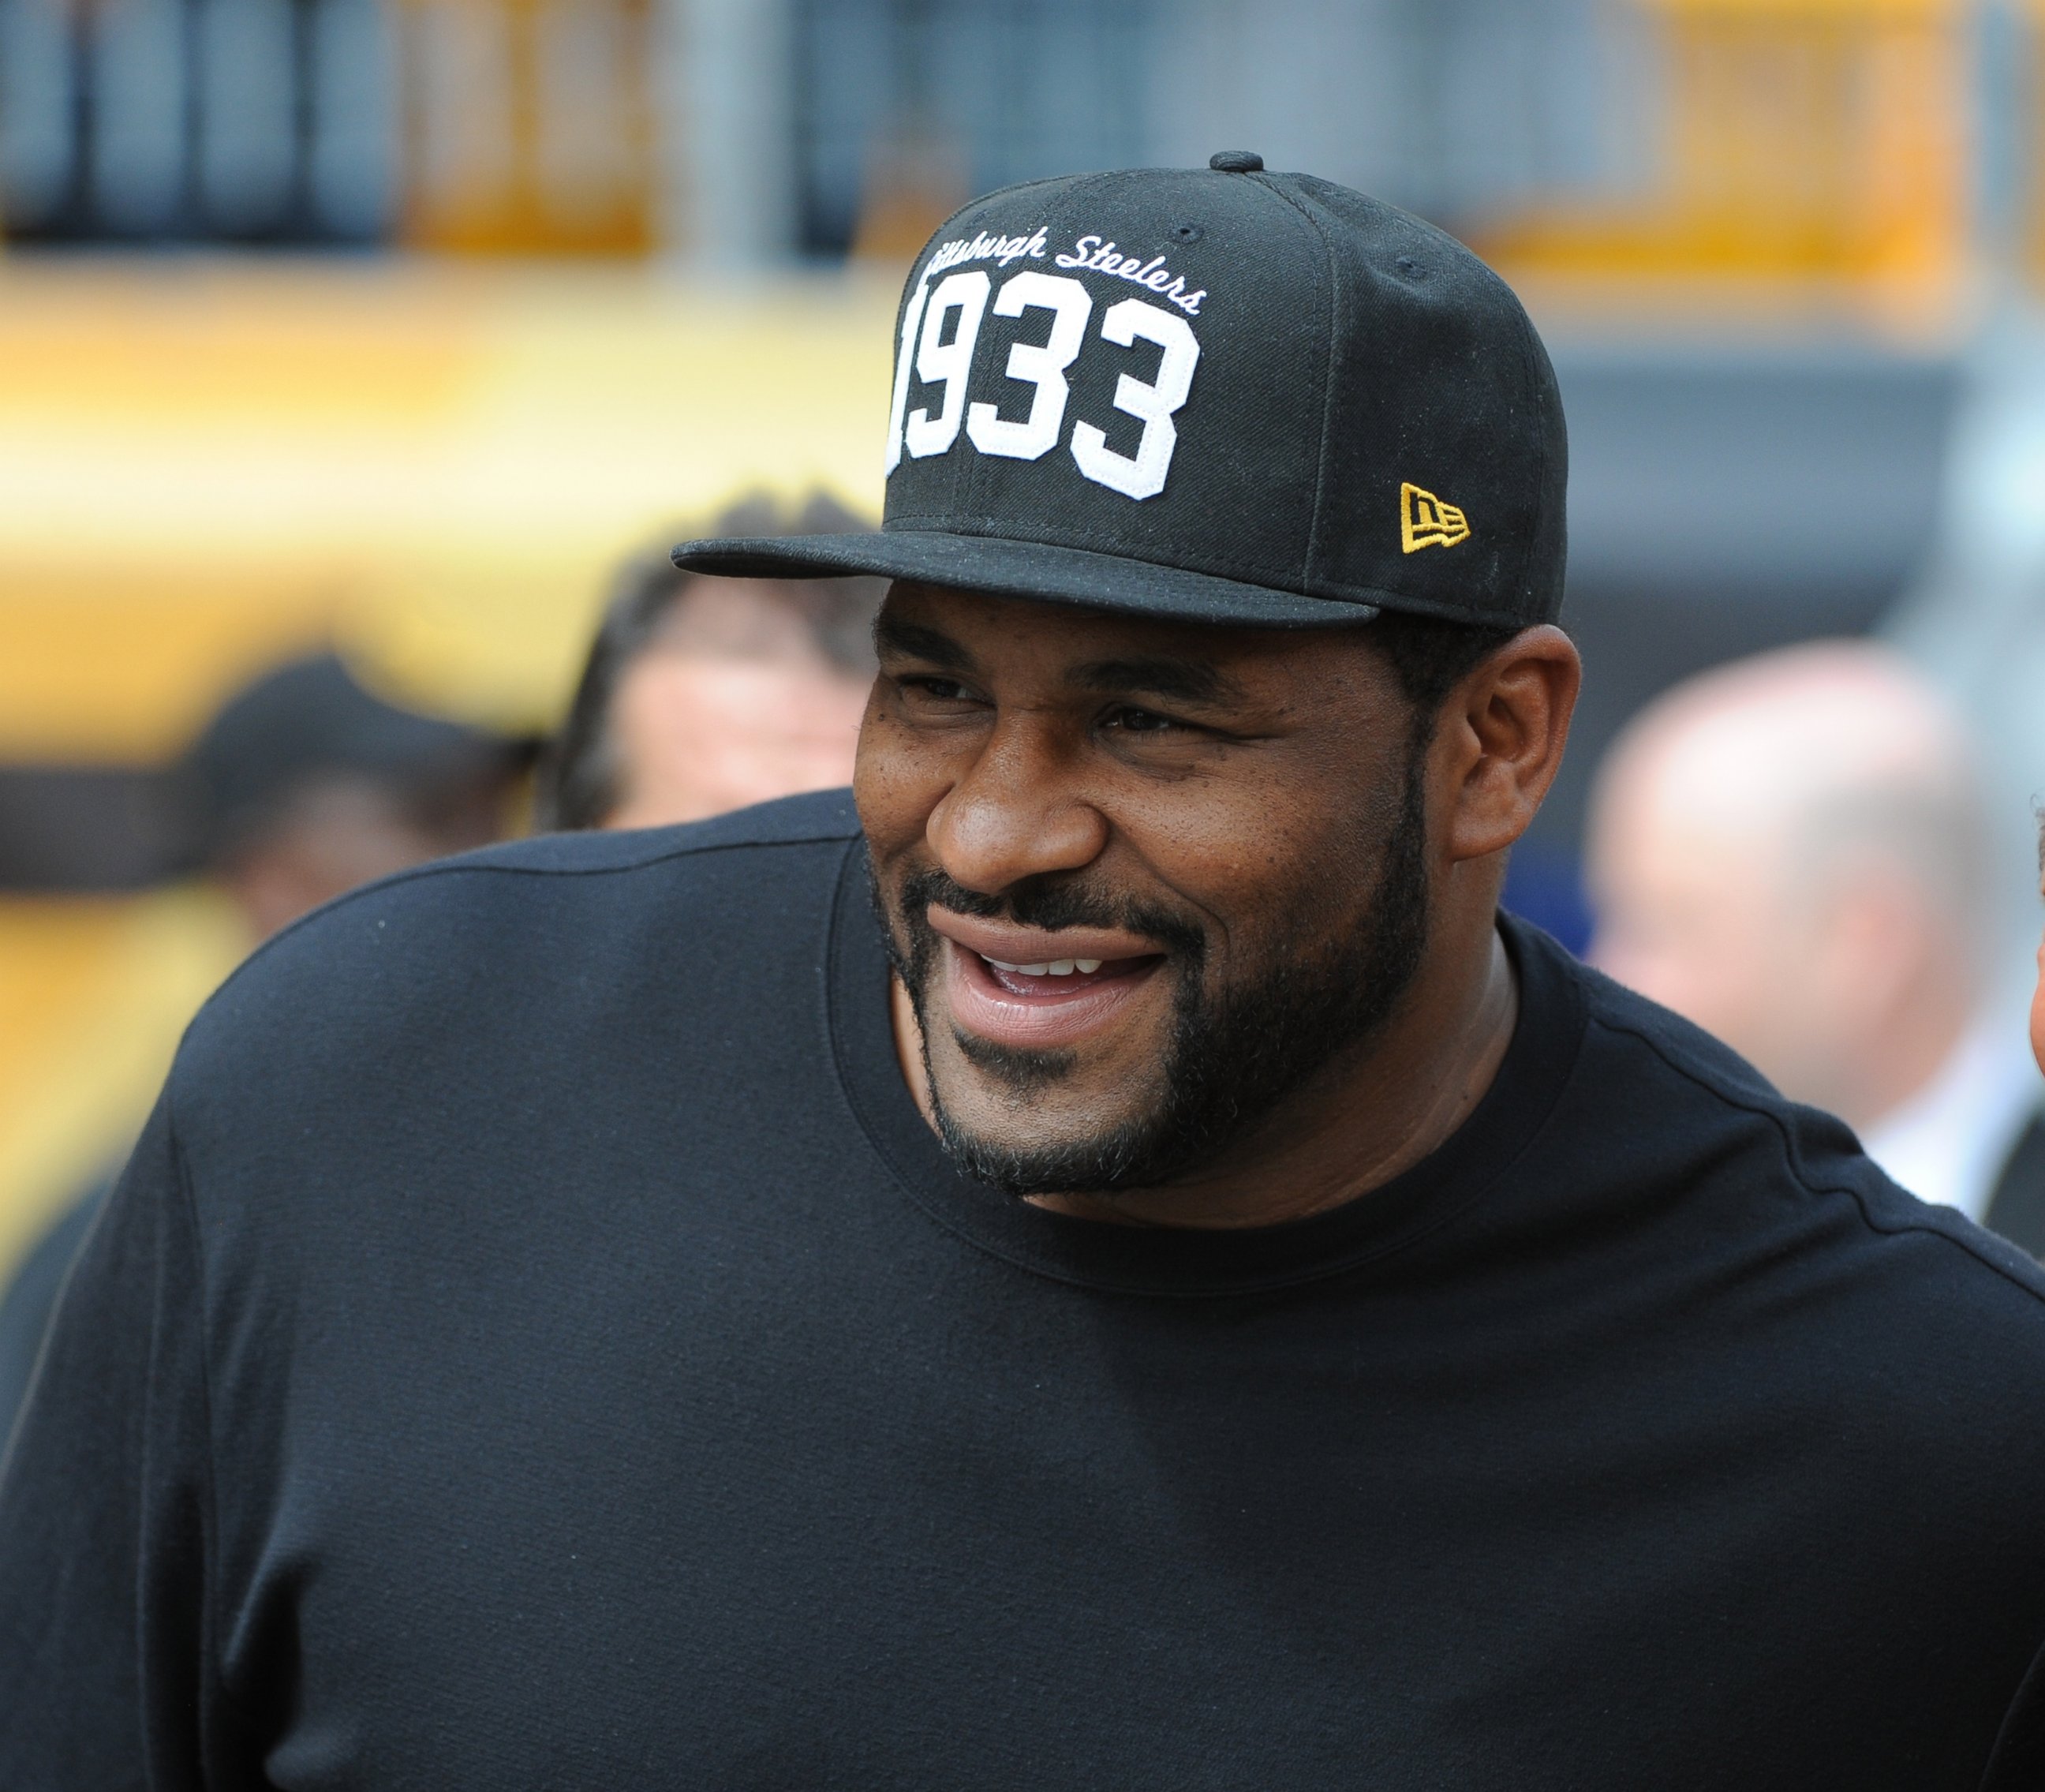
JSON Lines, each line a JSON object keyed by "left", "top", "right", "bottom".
{"left": 230, "top": 784, "right": 855, "bottom": 941}
{"left": 171, "top": 789, "right": 864, "bottom": 1105}
{"left": 369, "top": 785, "right": 865, "bottom": 887}
{"left": 1536, "top": 926, "right": 2045, "bottom": 1318}
{"left": 0, "top": 1180, "right": 110, "bottom": 1428}
{"left": 1508, "top": 927, "right": 2045, "bottom": 1538}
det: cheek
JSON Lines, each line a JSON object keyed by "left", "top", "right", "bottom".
{"left": 1127, "top": 777, "right": 1394, "bottom": 962}
{"left": 853, "top": 702, "right": 951, "bottom": 866}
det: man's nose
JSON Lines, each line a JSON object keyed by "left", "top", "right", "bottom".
{"left": 925, "top": 716, "right": 1109, "bottom": 895}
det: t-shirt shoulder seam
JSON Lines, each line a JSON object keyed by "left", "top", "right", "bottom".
{"left": 1590, "top": 1006, "right": 2045, "bottom": 1310}
{"left": 188, "top": 827, "right": 862, "bottom": 1029}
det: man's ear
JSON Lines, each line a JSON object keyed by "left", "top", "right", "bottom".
{"left": 1437, "top": 625, "right": 1581, "bottom": 863}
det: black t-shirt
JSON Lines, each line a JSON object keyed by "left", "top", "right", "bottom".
{"left": 6, "top": 789, "right": 2045, "bottom": 1789}
{"left": 0, "top": 1176, "right": 106, "bottom": 1450}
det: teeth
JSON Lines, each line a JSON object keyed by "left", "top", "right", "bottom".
{"left": 983, "top": 955, "right": 1105, "bottom": 977}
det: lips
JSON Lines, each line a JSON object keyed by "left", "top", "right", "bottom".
{"left": 928, "top": 906, "right": 1169, "bottom": 1051}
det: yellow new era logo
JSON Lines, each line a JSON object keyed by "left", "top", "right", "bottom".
{"left": 1400, "top": 482, "right": 1471, "bottom": 553}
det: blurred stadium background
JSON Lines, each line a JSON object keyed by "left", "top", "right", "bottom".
{"left": 1, "top": 0, "right": 2040, "bottom": 1278}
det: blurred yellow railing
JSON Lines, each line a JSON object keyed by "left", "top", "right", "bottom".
{"left": 1475, "top": 0, "right": 1967, "bottom": 320}
{"left": 0, "top": 261, "right": 892, "bottom": 757}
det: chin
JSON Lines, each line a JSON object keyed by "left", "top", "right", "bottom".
{"left": 925, "top": 1071, "right": 1187, "bottom": 1198}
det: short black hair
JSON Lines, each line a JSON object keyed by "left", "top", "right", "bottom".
{"left": 1367, "top": 611, "right": 1521, "bottom": 717}
{"left": 536, "top": 492, "right": 883, "bottom": 832}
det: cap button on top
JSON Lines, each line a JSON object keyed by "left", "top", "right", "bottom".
{"left": 1209, "top": 150, "right": 1263, "bottom": 173}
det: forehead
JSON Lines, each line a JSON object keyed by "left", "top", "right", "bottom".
{"left": 879, "top": 580, "right": 1381, "bottom": 684}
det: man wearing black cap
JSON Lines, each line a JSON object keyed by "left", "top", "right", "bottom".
{"left": 181, "top": 652, "right": 518, "bottom": 937}
{"left": 5, "top": 159, "right": 2045, "bottom": 1786}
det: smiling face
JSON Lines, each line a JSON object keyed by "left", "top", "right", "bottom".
{"left": 856, "top": 582, "right": 1440, "bottom": 1198}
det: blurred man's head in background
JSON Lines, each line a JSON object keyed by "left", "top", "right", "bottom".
{"left": 1587, "top": 642, "right": 1994, "bottom": 1132}
{"left": 186, "top": 653, "right": 521, "bottom": 940}
{"left": 2034, "top": 831, "right": 2045, "bottom": 1076}
{"left": 540, "top": 492, "right": 883, "bottom": 832}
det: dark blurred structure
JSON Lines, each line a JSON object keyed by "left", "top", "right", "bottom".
{"left": 0, "top": 0, "right": 395, "bottom": 244}
{"left": 0, "top": 0, "right": 1729, "bottom": 261}
{"left": 0, "top": 769, "right": 189, "bottom": 890}
{"left": 0, "top": 653, "right": 527, "bottom": 892}
{"left": 788, "top": 0, "right": 1631, "bottom": 260}
{"left": 791, "top": 0, "right": 1151, "bottom": 259}
{"left": 0, "top": 0, "right": 652, "bottom": 252}
{"left": 1538, "top": 342, "right": 1961, "bottom": 860}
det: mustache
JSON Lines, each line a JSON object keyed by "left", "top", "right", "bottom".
{"left": 895, "top": 864, "right": 1207, "bottom": 961}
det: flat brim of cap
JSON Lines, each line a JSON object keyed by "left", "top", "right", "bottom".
{"left": 670, "top": 530, "right": 1379, "bottom": 629}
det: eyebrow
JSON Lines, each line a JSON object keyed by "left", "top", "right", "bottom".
{"left": 873, "top": 617, "right": 975, "bottom": 672}
{"left": 874, "top": 616, "right": 1243, "bottom": 709}
{"left": 1071, "top": 656, "right": 1241, "bottom": 706}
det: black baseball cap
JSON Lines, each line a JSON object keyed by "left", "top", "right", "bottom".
{"left": 675, "top": 152, "right": 1566, "bottom": 630}
{"left": 183, "top": 653, "right": 518, "bottom": 861}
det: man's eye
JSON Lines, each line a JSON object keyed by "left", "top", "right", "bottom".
{"left": 1105, "top": 706, "right": 1183, "bottom": 736}
{"left": 902, "top": 676, "right": 973, "bottom": 701}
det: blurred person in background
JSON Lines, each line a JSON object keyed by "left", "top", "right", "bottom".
{"left": 0, "top": 653, "right": 521, "bottom": 1442}
{"left": 186, "top": 653, "right": 519, "bottom": 933}
{"left": 2029, "top": 828, "right": 2045, "bottom": 1102}
{"left": 538, "top": 491, "right": 881, "bottom": 832}
{"left": 1587, "top": 641, "right": 2043, "bottom": 1244}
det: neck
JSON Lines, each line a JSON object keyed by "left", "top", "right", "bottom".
{"left": 888, "top": 918, "right": 1521, "bottom": 1231}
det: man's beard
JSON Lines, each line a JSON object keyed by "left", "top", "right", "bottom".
{"left": 869, "top": 745, "right": 1434, "bottom": 1200}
